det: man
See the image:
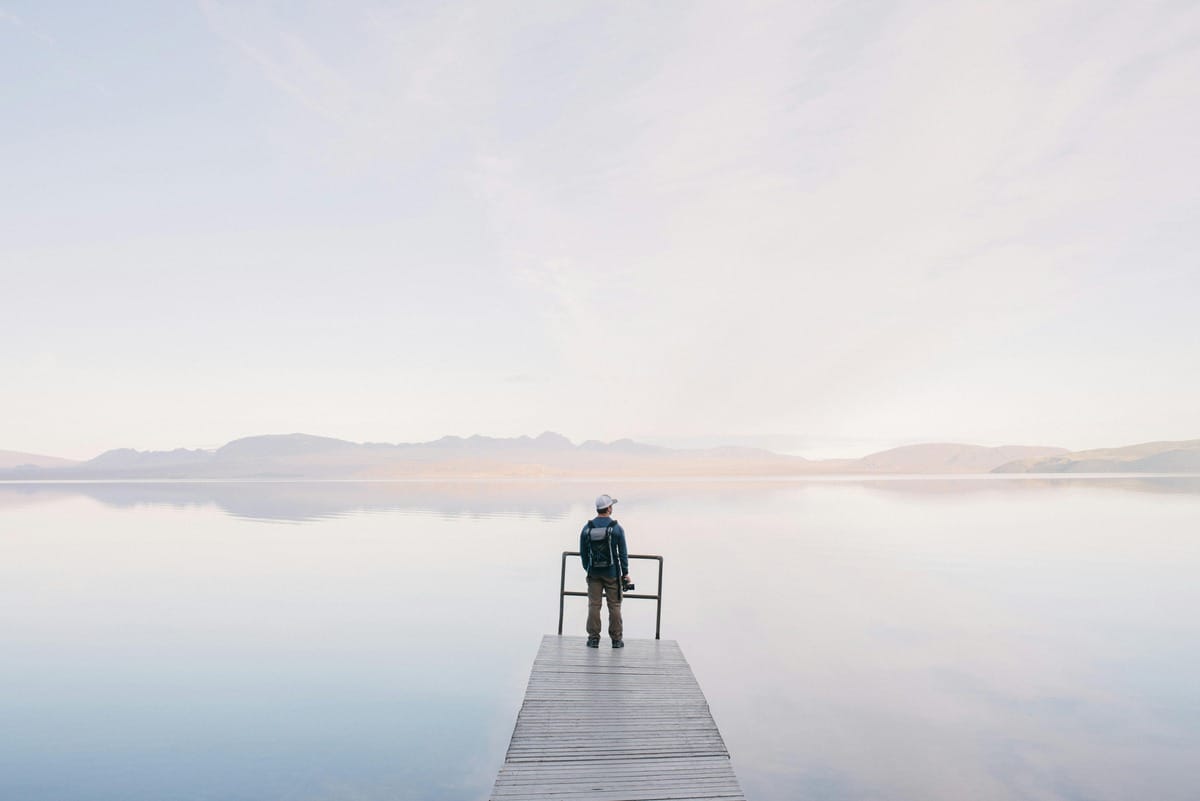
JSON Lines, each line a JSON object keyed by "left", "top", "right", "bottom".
{"left": 580, "top": 493, "right": 630, "bottom": 648}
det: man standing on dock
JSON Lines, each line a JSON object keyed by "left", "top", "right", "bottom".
{"left": 580, "top": 494, "right": 629, "bottom": 649}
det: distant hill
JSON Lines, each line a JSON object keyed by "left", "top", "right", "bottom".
{"left": 86, "top": 447, "right": 211, "bottom": 470}
{"left": 0, "top": 449, "right": 81, "bottom": 470}
{"left": 832, "top": 443, "right": 1068, "bottom": 474}
{"left": 4, "top": 433, "right": 1197, "bottom": 479}
{"left": 993, "top": 439, "right": 1200, "bottom": 473}
{"left": 2, "top": 431, "right": 801, "bottom": 479}
{"left": 5, "top": 432, "right": 792, "bottom": 479}
{"left": 213, "top": 433, "right": 355, "bottom": 461}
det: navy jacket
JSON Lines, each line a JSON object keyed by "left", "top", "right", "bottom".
{"left": 579, "top": 516, "right": 628, "bottom": 578}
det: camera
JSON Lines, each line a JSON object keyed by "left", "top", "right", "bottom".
{"left": 622, "top": 577, "right": 635, "bottom": 592}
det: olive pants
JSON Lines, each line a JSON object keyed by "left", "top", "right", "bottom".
{"left": 586, "top": 573, "right": 622, "bottom": 640}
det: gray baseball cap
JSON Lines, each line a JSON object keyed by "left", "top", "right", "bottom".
{"left": 595, "top": 494, "right": 618, "bottom": 510}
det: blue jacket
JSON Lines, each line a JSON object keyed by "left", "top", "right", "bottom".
{"left": 580, "top": 516, "right": 628, "bottom": 578}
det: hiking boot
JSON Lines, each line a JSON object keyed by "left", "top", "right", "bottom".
{"left": 612, "top": 639, "right": 624, "bottom": 648}
{"left": 586, "top": 636, "right": 600, "bottom": 648}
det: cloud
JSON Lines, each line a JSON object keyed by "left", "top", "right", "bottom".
{"left": 191, "top": 1, "right": 1200, "bottom": 446}
{"left": 197, "top": 0, "right": 504, "bottom": 174}
{"left": 459, "top": 1, "right": 1200, "bottom": 441}
{"left": 4, "top": 1, "right": 1197, "bottom": 454}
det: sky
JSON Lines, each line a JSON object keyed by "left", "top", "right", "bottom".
{"left": 3, "top": 0, "right": 1198, "bottom": 460}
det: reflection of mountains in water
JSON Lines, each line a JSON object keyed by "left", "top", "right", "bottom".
{"left": 3, "top": 476, "right": 1200, "bottom": 523}
{"left": 0, "top": 481, "right": 582, "bottom": 523}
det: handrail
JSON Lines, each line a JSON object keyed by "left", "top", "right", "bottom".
{"left": 558, "top": 551, "right": 665, "bottom": 639}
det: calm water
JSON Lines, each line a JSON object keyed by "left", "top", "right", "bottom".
{"left": 2, "top": 477, "right": 1198, "bottom": 800}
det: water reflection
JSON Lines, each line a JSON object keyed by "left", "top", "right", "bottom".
{"left": 2, "top": 475, "right": 1198, "bottom": 523}
{"left": 2, "top": 477, "right": 1199, "bottom": 800}
{"left": 0, "top": 480, "right": 577, "bottom": 522}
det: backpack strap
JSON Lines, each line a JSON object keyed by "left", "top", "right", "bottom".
{"left": 583, "top": 521, "right": 593, "bottom": 568}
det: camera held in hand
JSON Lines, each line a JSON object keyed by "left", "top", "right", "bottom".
{"left": 622, "top": 577, "right": 635, "bottom": 593}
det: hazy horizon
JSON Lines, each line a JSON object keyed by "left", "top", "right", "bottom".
{"left": 0, "top": 428, "right": 1073, "bottom": 463}
{"left": 5, "top": 425, "right": 1200, "bottom": 466}
{"left": 5, "top": 2, "right": 1199, "bottom": 459}
{"left": 3, "top": 425, "right": 1191, "bottom": 464}
{"left": 0, "top": 428, "right": 1106, "bottom": 463}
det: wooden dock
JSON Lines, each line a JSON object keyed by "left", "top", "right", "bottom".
{"left": 490, "top": 635, "right": 745, "bottom": 801}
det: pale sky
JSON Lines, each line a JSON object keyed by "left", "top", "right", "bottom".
{"left": 3, "top": 1, "right": 1198, "bottom": 460}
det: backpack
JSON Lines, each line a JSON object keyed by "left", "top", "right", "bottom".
{"left": 586, "top": 520, "right": 617, "bottom": 570}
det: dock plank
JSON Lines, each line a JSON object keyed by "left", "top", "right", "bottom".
{"left": 490, "top": 635, "right": 745, "bottom": 801}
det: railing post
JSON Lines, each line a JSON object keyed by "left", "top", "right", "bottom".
{"left": 655, "top": 556, "right": 663, "bottom": 639}
{"left": 557, "top": 551, "right": 568, "bottom": 636}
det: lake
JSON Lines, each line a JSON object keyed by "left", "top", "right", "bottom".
{"left": 2, "top": 477, "right": 1198, "bottom": 800}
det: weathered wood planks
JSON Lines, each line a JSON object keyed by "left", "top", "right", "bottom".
{"left": 490, "top": 635, "right": 745, "bottom": 801}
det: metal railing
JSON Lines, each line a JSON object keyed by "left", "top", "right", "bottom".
{"left": 558, "top": 552, "right": 665, "bottom": 639}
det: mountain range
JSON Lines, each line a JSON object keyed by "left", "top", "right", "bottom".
{"left": 0, "top": 449, "right": 82, "bottom": 470}
{"left": 1, "top": 432, "right": 1196, "bottom": 479}
{"left": 992, "top": 439, "right": 1200, "bottom": 474}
